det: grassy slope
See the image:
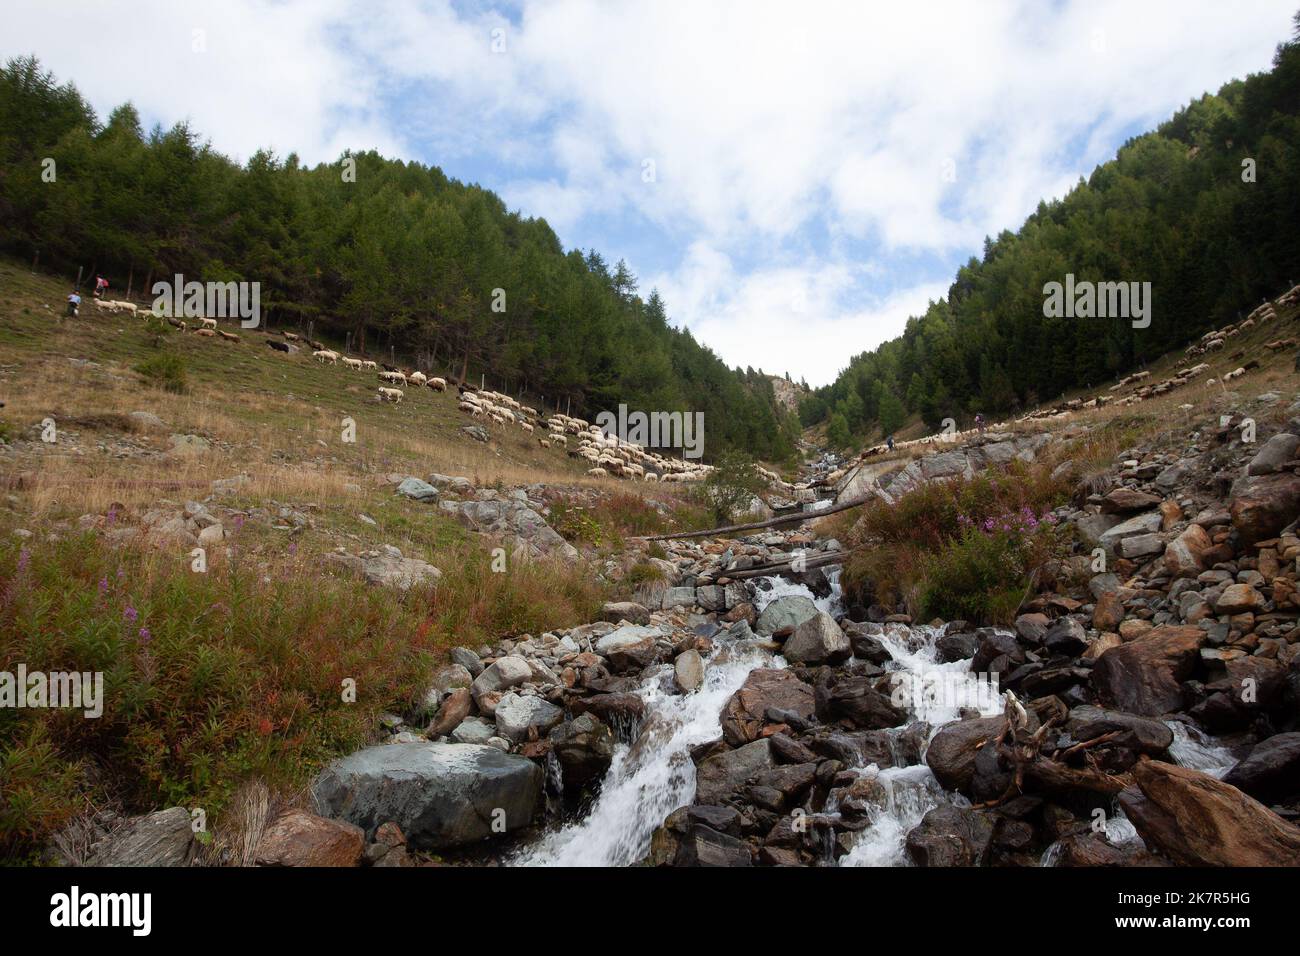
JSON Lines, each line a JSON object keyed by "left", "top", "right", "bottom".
{"left": 0, "top": 259, "right": 708, "bottom": 861}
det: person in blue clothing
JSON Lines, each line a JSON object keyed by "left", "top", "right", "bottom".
{"left": 65, "top": 290, "right": 81, "bottom": 317}
{"left": 886, "top": 434, "right": 894, "bottom": 452}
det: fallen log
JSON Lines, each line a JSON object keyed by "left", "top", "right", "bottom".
{"left": 719, "top": 549, "right": 853, "bottom": 581}
{"left": 645, "top": 495, "right": 872, "bottom": 541}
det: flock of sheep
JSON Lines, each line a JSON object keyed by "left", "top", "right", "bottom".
{"left": 862, "top": 282, "right": 1300, "bottom": 458}
{"left": 92, "top": 297, "right": 244, "bottom": 342}
{"left": 85, "top": 301, "right": 715, "bottom": 483}
{"left": 310, "top": 348, "right": 449, "bottom": 405}
{"left": 301, "top": 344, "right": 716, "bottom": 483}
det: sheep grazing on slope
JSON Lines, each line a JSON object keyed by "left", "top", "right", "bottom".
{"left": 314, "top": 349, "right": 339, "bottom": 364}
{"left": 200, "top": 317, "right": 217, "bottom": 330}
{"left": 194, "top": 328, "right": 216, "bottom": 337}
{"left": 362, "top": 360, "right": 378, "bottom": 370}
{"left": 267, "top": 340, "right": 290, "bottom": 353}
{"left": 408, "top": 371, "right": 427, "bottom": 387}
{"left": 379, "top": 370, "right": 406, "bottom": 386}
{"left": 217, "top": 330, "right": 239, "bottom": 342}
{"left": 428, "top": 377, "right": 447, "bottom": 392}
{"left": 342, "top": 357, "right": 363, "bottom": 370}
{"left": 282, "top": 331, "right": 300, "bottom": 341}
{"left": 377, "top": 386, "right": 404, "bottom": 403}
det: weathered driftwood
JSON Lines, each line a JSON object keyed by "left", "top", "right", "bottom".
{"left": 644, "top": 496, "right": 872, "bottom": 541}
{"left": 718, "top": 549, "right": 853, "bottom": 581}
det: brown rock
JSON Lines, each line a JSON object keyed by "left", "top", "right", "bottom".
{"left": 427, "top": 687, "right": 471, "bottom": 738}
{"left": 1092, "top": 591, "right": 1125, "bottom": 632}
{"left": 1118, "top": 760, "right": 1300, "bottom": 866}
{"left": 1215, "top": 583, "right": 1263, "bottom": 615}
{"left": 1230, "top": 472, "right": 1300, "bottom": 546}
{"left": 1082, "top": 631, "right": 1122, "bottom": 661}
{"left": 1118, "top": 619, "right": 1153, "bottom": 642}
{"left": 723, "top": 602, "right": 757, "bottom": 626}
{"left": 255, "top": 810, "right": 365, "bottom": 867}
{"left": 1091, "top": 625, "right": 1204, "bottom": 716}
{"left": 1162, "top": 523, "right": 1211, "bottom": 578}
{"left": 720, "top": 669, "right": 815, "bottom": 746}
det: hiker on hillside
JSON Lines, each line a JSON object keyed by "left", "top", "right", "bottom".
{"left": 974, "top": 413, "right": 985, "bottom": 436}
{"left": 94, "top": 275, "right": 108, "bottom": 298}
{"left": 65, "top": 290, "right": 81, "bottom": 317}
{"left": 886, "top": 434, "right": 894, "bottom": 452}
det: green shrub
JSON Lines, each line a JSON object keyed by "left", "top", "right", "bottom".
{"left": 918, "top": 509, "right": 1066, "bottom": 625}
{"left": 133, "top": 353, "right": 187, "bottom": 394}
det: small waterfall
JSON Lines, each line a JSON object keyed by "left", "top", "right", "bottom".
{"left": 753, "top": 570, "right": 842, "bottom": 617}
{"left": 1165, "top": 720, "right": 1238, "bottom": 777}
{"left": 837, "top": 765, "right": 951, "bottom": 867}
{"left": 513, "top": 616, "right": 778, "bottom": 867}
{"left": 839, "top": 625, "right": 1003, "bottom": 867}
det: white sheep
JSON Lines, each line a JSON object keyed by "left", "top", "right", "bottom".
{"left": 377, "top": 386, "right": 404, "bottom": 403}
{"left": 314, "top": 349, "right": 339, "bottom": 364}
{"left": 408, "top": 371, "right": 427, "bottom": 387}
{"left": 342, "top": 357, "right": 363, "bottom": 370}
{"left": 194, "top": 328, "right": 216, "bottom": 337}
{"left": 428, "top": 377, "right": 447, "bottom": 392}
{"left": 200, "top": 317, "right": 217, "bottom": 330}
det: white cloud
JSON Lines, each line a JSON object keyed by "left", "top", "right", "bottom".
{"left": 3, "top": 0, "right": 1293, "bottom": 385}
{"left": 649, "top": 242, "right": 951, "bottom": 385}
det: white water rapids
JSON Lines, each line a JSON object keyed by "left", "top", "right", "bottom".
{"left": 515, "top": 572, "right": 1243, "bottom": 867}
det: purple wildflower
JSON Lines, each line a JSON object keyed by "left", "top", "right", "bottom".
{"left": 17, "top": 548, "right": 29, "bottom": 572}
{"left": 124, "top": 605, "right": 138, "bottom": 624}
{"left": 138, "top": 627, "right": 151, "bottom": 644}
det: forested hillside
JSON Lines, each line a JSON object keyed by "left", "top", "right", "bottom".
{"left": 804, "top": 14, "right": 1300, "bottom": 447}
{"left": 0, "top": 55, "right": 798, "bottom": 462}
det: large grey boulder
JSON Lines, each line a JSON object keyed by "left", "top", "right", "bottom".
{"left": 396, "top": 477, "right": 440, "bottom": 502}
{"left": 695, "top": 739, "right": 774, "bottom": 804}
{"left": 494, "top": 693, "right": 564, "bottom": 743}
{"left": 755, "top": 594, "right": 819, "bottom": 637}
{"left": 311, "top": 742, "right": 542, "bottom": 849}
{"left": 595, "top": 624, "right": 664, "bottom": 671}
{"left": 781, "top": 610, "right": 850, "bottom": 664}
{"left": 471, "top": 655, "right": 532, "bottom": 702}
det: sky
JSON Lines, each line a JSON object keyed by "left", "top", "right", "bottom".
{"left": 5, "top": 0, "right": 1296, "bottom": 385}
